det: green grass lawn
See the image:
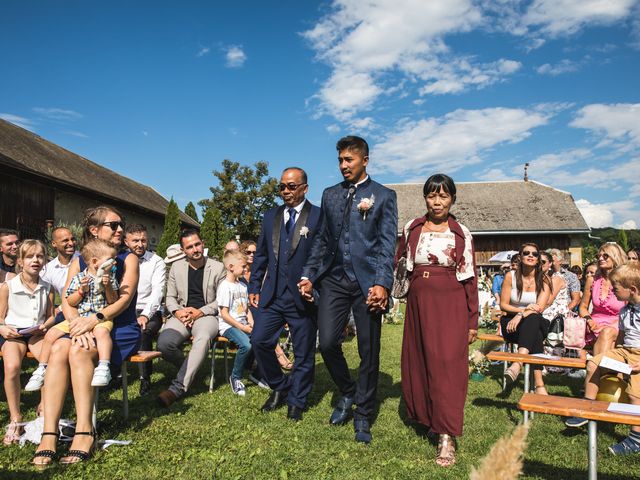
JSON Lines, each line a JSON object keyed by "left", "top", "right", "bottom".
{"left": 1, "top": 324, "right": 639, "bottom": 479}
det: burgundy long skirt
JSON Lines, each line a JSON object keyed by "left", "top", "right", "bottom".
{"left": 401, "top": 264, "right": 469, "bottom": 437}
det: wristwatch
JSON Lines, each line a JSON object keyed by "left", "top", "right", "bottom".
{"left": 96, "top": 312, "right": 107, "bottom": 322}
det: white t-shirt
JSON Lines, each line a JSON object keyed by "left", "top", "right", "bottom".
{"left": 216, "top": 279, "right": 249, "bottom": 335}
{"left": 40, "top": 255, "right": 76, "bottom": 297}
{"left": 619, "top": 304, "right": 640, "bottom": 349}
{"left": 4, "top": 275, "right": 51, "bottom": 329}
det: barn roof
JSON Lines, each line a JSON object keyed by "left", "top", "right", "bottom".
{"left": 0, "top": 119, "right": 198, "bottom": 226}
{"left": 386, "top": 180, "right": 590, "bottom": 235}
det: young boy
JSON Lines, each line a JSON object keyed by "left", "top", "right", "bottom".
{"left": 25, "top": 239, "right": 119, "bottom": 390}
{"left": 565, "top": 261, "right": 640, "bottom": 455}
{"left": 217, "top": 250, "right": 254, "bottom": 396}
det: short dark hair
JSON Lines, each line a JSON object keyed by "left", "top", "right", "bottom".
{"left": 50, "top": 226, "right": 71, "bottom": 238}
{"left": 125, "top": 223, "right": 147, "bottom": 235}
{"left": 282, "top": 167, "right": 308, "bottom": 184}
{"left": 422, "top": 173, "right": 456, "bottom": 200}
{"left": 0, "top": 228, "right": 19, "bottom": 241}
{"left": 336, "top": 135, "right": 369, "bottom": 157}
{"left": 179, "top": 228, "right": 201, "bottom": 246}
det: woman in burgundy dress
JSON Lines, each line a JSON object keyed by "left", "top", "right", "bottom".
{"left": 395, "top": 174, "right": 478, "bottom": 467}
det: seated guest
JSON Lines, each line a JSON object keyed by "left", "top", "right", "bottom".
{"left": 566, "top": 262, "right": 640, "bottom": 456}
{"left": 540, "top": 251, "right": 570, "bottom": 320}
{"left": 491, "top": 263, "right": 509, "bottom": 306}
{"left": 225, "top": 239, "right": 240, "bottom": 253}
{"left": 218, "top": 250, "right": 254, "bottom": 396}
{"left": 0, "top": 229, "right": 20, "bottom": 275}
{"left": 40, "top": 227, "right": 77, "bottom": 299}
{"left": 500, "top": 243, "right": 551, "bottom": 394}
{"left": 157, "top": 229, "right": 226, "bottom": 407}
{"left": 582, "top": 261, "right": 598, "bottom": 290}
{"left": 547, "top": 248, "right": 581, "bottom": 310}
{"left": 628, "top": 248, "right": 639, "bottom": 262}
{"left": 124, "top": 224, "right": 166, "bottom": 396}
{"left": 0, "top": 240, "right": 55, "bottom": 445}
{"left": 570, "top": 265, "right": 583, "bottom": 283}
{"left": 579, "top": 242, "right": 627, "bottom": 357}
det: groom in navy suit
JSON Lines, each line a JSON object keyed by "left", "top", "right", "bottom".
{"left": 299, "top": 136, "right": 397, "bottom": 443}
{"left": 249, "top": 167, "right": 322, "bottom": 421}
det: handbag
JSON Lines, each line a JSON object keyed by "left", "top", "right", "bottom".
{"left": 546, "top": 314, "right": 564, "bottom": 347}
{"left": 391, "top": 256, "right": 410, "bottom": 299}
{"left": 562, "top": 312, "right": 586, "bottom": 349}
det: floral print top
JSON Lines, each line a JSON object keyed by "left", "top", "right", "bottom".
{"left": 414, "top": 230, "right": 456, "bottom": 267}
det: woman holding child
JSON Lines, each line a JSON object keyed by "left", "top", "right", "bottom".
{"left": 32, "top": 206, "right": 139, "bottom": 467}
{"left": 500, "top": 243, "right": 551, "bottom": 393}
{"left": 395, "top": 174, "right": 478, "bottom": 467}
{"left": 0, "top": 240, "right": 55, "bottom": 444}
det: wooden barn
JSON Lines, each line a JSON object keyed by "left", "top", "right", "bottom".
{"left": 0, "top": 119, "right": 198, "bottom": 247}
{"left": 387, "top": 180, "right": 591, "bottom": 267}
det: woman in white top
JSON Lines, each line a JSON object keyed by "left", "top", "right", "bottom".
{"left": 499, "top": 243, "right": 551, "bottom": 394}
{"left": 0, "top": 240, "right": 55, "bottom": 445}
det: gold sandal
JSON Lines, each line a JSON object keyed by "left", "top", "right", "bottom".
{"left": 436, "top": 434, "right": 456, "bottom": 467}
{"left": 276, "top": 352, "right": 293, "bottom": 370}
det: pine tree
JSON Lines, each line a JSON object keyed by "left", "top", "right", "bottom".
{"left": 618, "top": 228, "right": 629, "bottom": 252}
{"left": 184, "top": 201, "right": 200, "bottom": 223}
{"left": 156, "top": 198, "right": 181, "bottom": 258}
{"left": 200, "top": 204, "right": 229, "bottom": 260}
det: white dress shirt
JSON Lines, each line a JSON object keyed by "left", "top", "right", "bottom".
{"left": 136, "top": 250, "right": 166, "bottom": 318}
{"left": 283, "top": 199, "right": 307, "bottom": 226}
{"left": 40, "top": 255, "right": 76, "bottom": 297}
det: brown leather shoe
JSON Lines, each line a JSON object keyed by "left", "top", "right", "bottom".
{"left": 157, "top": 389, "right": 179, "bottom": 408}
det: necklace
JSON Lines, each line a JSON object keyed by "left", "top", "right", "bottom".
{"left": 19, "top": 273, "right": 39, "bottom": 293}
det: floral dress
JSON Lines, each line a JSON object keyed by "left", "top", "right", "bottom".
{"left": 543, "top": 272, "right": 570, "bottom": 321}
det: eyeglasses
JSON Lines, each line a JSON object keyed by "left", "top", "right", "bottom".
{"left": 102, "top": 221, "right": 125, "bottom": 231}
{"left": 540, "top": 260, "right": 549, "bottom": 265}
{"left": 597, "top": 253, "right": 610, "bottom": 260}
{"left": 521, "top": 250, "right": 539, "bottom": 258}
{"left": 278, "top": 183, "right": 306, "bottom": 192}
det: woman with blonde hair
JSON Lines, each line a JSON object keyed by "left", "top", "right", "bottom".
{"left": 579, "top": 242, "right": 627, "bottom": 357}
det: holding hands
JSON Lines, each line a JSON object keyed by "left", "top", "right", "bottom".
{"left": 366, "top": 285, "right": 388, "bottom": 312}
{"left": 297, "top": 279, "right": 314, "bottom": 302}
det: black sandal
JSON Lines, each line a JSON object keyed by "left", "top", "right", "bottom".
{"left": 59, "top": 431, "right": 96, "bottom": 465}
{"left": 31, "top": 432, "right": 59, "bottom": 469}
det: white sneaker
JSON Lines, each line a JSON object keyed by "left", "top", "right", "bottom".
{"left": 25, "top": 365, "right": 47, "bottom": 392}
{"left": 248, "top": 373, "right": 271, "bottom": 390}
{"left": 229, "top": 376, "right": 246, "bottom": 396}
{"left": 91, "top": 364, "right": 112, "bottom": 387}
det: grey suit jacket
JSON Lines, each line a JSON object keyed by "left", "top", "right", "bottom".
{"left": 165, "top": 257, "right": 226, "bottom": 317}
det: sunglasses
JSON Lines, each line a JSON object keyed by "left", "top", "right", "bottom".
{"left": 278, "top": 183, "right": 306, "bottom": 192}
{"left": 245, "top": 250, "right": 256, "bottom": 255}
{"left": 521, "top": 250, "right": 539, "bottom": 258}
{"left": 102, "top": 221, "right": 125, "bottom": 231}
{"left": 540, "top": 259, "right": 549, "bottom": 265}
{"left": 597, "top": 253, "right": 610, "bottom": 260}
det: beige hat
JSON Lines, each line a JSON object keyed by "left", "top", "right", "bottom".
{"left": 164, "top": 244, "right": 186, "bottom": 264}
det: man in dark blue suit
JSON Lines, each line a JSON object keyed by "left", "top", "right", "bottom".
{"left": 249, "top": 167, "right": 322, "bottom": 421}
{"left": 299, "top": 136, "right": 398, "bottom": 443}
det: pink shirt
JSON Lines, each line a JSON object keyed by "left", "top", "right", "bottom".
{"left": 591, "top": 276, "right": 626, "bottom": 329}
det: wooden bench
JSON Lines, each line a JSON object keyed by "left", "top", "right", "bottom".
{"left": 487, "top": 351, "right": 586, "bottom": 423}
{"left": 209, "top": 336, "right": 235, "bottom": 392}
{"left": 477, "top": 333, "right": 505, "bottom": 343}
{"left": 119, "top": 351, "right": 162, "bottom": 420}
{"left": 518, "top": 393, "right": 640, "bottom": 480}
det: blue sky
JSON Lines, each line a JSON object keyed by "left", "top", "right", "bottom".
{"left": 1, "top": 1, "right": 639, "bottom": 228}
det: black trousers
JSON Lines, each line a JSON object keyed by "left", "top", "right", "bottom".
{"left": 137, "top": 311, "right": 163, "bottom": 380}
{"left": 317, "top": 273, "right": 382, "bottom": 420}
{"left": 501, "top": 313, "right": 550, "bottom": 371}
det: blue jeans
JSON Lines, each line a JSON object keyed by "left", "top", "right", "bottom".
{"left": 222, "top": 327, "right": 252, "bottom": 380}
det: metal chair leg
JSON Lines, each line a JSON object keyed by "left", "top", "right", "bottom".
{"left": 209, "top": 342, "right": 216, "bottom": 392}
{"left": 223, "top": 344, "right": 229, "bottom": 379}
{"left": 121, "top": 361, "right": 129, "bottom": 421}
{"left": 588, "top": 420, "right": 597, "bottom": 480}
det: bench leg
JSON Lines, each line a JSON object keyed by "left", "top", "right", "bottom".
{"left": 523, "top": 364, "right": 530, "bottom": 425}
{"left": 122, "top": 361, "right": 129, "bottom": 421}
{"left": 223, "top": 344, "right": 229, "bottom": 380}
{"left": 588, "top": 420, "right": 597, "bottom": 480}
{"left": 209, "top": 343, "right": 216, "bottom": 392}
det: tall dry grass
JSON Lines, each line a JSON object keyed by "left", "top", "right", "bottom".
{"left": 470, "top": 423, "right": 530, "bottom": 480}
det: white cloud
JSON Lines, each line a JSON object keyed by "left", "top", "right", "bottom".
{"left": 576, "top": 198, "right": 638, "bottom": 228}
{"left": 476, "top": 168, "right": 519, "bottom": 181}
{"left": 536, "top": 59, "right": 581, "bottom": 76}
{"left": 32, "top": 107, "right": 82, "bottom": 121}
{"left": 0, "top": 113, "right": 35, "bottom": 131}
{"left": 570, "top": 103, "right": 640, "bottom": 150}
{"left": 523, "top": 0, "right": 638, "bottom": 37}
{"left": 619, "top": 219, "right": 638, "bottom": 229}
{"left": 326, "top": 124, "right": 341, "bottom": 135}
{"left": 196, "top": 46, "right": 211, "bottom": 57}
{"left": 225, "top": 45, "right": 247, "bottom": 68}
{"left": 371, "top": 106, "right": 551, "bottom": 174}
{"left": 302, "top": 1, "right": 521, "bottom": 122}
{"left": 62, "top": 130, "right": 88, "bottom": 138}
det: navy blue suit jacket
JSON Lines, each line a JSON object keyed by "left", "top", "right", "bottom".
{"left": 249, "top": 200, "right": 322, "bottom": 311}
{"left": 302, "top": 177, "right": 398, "bottom": 296}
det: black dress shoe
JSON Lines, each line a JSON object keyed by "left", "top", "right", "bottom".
{"left": 329, "top": 396, "right": 354, "bottom": 426}
{"left": 354, "top": 418, "right": 372, "bottom": 444}
{"left": 261, "top": 390, "right": 288, "bottom": 412}
{"left": 139, "top": 378, "right": 151, "bottom": 396}
{"left": 287, "top": 405, "right": 303, "bottom": 422}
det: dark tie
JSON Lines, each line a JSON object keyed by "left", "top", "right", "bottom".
{"left": 343, "top": 185, "right": 356, "bottom": 223}
{"left": 286, "top": 208, "right": 297, "bottom": 235}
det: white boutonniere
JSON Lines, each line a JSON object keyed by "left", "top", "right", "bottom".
{"left": 299, "top": 226, "right": 309, "bottom": 238}
{"left": 357, "top": 194, "right": 375, "bottom": 220}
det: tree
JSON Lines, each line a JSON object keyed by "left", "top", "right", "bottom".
{"left": 618, "top": 228, "right": 629, "bottom": 252}
{"left": 156, "top": 198, "right": 181, "bottom": 258}
{"left": 199, "top": 205, "right": 229, "bottom": 259}
{"left": 199, "top": 159, "right": 279, "bottom": 240}
{"left": 184, "top": 201, "right": 200, "bottom": 223}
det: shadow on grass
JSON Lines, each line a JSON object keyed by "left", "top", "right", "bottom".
{"left": 523, "top": 459, "right": 640, "bottom": 480}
